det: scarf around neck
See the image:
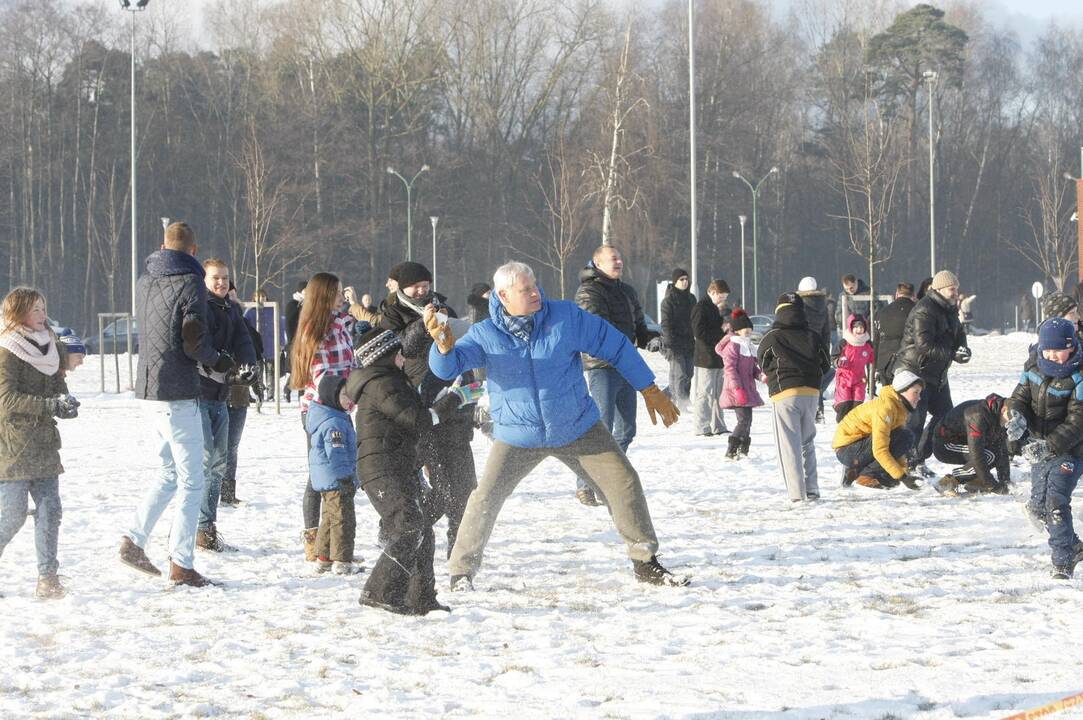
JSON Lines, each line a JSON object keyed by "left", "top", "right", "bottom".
{"left": 0, "top": 326, "right": 60, "bottom": 376}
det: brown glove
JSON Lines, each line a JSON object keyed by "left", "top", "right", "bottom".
{"left": 423, "top": 306, "right": 455, "bottom": 354}
{"left": 641, "top": 384, "right": 680, "bottom": 427}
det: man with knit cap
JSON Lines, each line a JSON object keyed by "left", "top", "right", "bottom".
{"left": 379, "top": 260, "right": 477, "bottom": 557}
{"left": 797, "top": 276, "right": 832, "bottom": 422}
{"left": 425, "top": 260, "right": 688, "bottom": 589}
{"left": 758, "top": 292, "right": 832, "bottom": 501}
{"left": 833, "top": 370, "right": 924, "bottom": 490}
{"left": 892, "top": 269, "right": 969, "bottom": 473}
{"left": 660, "top": 268, "right": 695, "bottom": 411}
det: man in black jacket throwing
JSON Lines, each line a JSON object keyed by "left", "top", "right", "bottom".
{"left": 891, "top": 270, "right": 969, "bottom": 473}
{"left": 573, "top": 245, "right": 651, "bottom": 506}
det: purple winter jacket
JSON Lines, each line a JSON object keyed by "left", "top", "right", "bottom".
{"left": 715, "top": 334, "right": 764, "bottom": 409}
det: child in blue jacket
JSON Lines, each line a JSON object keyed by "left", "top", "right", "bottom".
{"left": 306, "top": 373, "right": 361, "bottom": 575}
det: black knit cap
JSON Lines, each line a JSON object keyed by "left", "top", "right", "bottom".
{"left": 317, "top": 374, "right": 348, "bottom": 411}
{"left": 672, "top": 268, "right": 689, "bottom": 283}
{"left": 776, "top": 291, "right": 804, "bottom": 312}
{"left": 1042, "top": 291, "right": 1078, "bottom": 320}
{"left": 393, "top": 261, "right": 432, "bottom": 289}
{"left": 730, "top": 307, "right": 753, "bottom": 332}
{"left": 354, "top": 328, "right": 402, "bottom": 367}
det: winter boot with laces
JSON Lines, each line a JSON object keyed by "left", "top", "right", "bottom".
{"left": 725, "top": 436, "right": 741, "bottom": 460}
{"left": 1051, "top": 564, "right": 1075, "bottom": 580}
{"left": 169, "top": 561, "right": 213, "bottom": 588}
{"left": 35, "top": 574, "right": 66, "bottom": 599}
{"left": 196, "top": 524, "right": 232, "bottom": 552}
{"left": 632, "top": 556, "right": 691, "bottom": 587}
{"left": 118, "top": 536, "right": 161, "bottom": 576}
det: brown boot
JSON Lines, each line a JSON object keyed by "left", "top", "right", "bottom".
{"left": 303, "top": 528, "right": 318, "bottom": 562}
{"left": 36, "top": 574, "right": 66, "bottom": 599}
{"left": 855, "top": 475, "right": 885, "bottom": 489}
{"left": 119, "top": 536, "right": 161, "bottom": 576}
{"left": 196, "top": 524, "right": 230, "bottom": 552}
{"left": 169, "top": 561, "right": 212, "bottom": 588}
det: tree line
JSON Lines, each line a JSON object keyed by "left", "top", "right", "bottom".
{"left": 1, "top": 0, "right": 1081, "bottom": 333}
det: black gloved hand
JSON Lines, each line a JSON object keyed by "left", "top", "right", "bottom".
{"left": 236, "top": 364, "right": 259, "bottom": 384}
{"left": 52, "top": 394, "right": 80, "bottom": 420}
{"left": 432, "top": 393, "right": 464, "bottom": 424}
{"left": 954, "top": 346, "right": 972, "bottom": 364}
{"left": 646, "top": 337, "right": 664, "bottom": 353}
{"left": 213, "top": 350, "right": 235, "bottom": 374}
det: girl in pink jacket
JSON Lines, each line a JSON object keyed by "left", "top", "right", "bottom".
{"left": 715, "top": 309, "right": 764, "bottom": 460}
{"left": 833, "top": 314, "right": 874, "bottom": 422}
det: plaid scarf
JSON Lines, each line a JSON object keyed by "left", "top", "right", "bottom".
{"left": 503, "top": 311, "right": 534, "bottom": 342}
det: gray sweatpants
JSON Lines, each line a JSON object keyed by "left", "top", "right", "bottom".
{"left": 448, "top": 422, "right": 659, "bottom": 579}
{"left": 771, "top": 393, "right": 820, "bottom": 501}
{"left": 691, "top": 367, "right": 726, "bottom": 434}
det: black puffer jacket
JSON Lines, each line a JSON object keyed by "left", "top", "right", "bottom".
{"left": 345, "top": 359, "right": 435, "bottom": 486}
{"left": 660, "top": 284, "right": 695, "bottom": 354}
{"left": 757, "top": 300, "right": 831, "bottom": 398}
{"left": 933, "top": 394, "right": 1010, "bottom": 487}
{"left": 892, "top": 289, "right": 966, "bottom": 387}
{"left": 873, "top": 296, "right": 915, "bottom": 382}
{"left": 691, "top": 294, "right": 727, "bottom": 368}
{"left": 135, "top": 249, "right": 221, "bottom": 401}
{"left": 380, "top": 291, "right": 459, "bottom": 405}
{"left": 574, "top": 264, "right": 649, "bottom": 370}
{"left": 797, "top": 290, "right": 832, "bottom": 356}
{"left": 200, "top": 295, "right": 258, "bottom": 402}
{"left": 1009, "top": 354, "right": 1083, "bottom": 457}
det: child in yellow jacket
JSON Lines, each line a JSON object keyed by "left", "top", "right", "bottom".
{"left": 832, "top": 370, "right": 924, "bottom": 489}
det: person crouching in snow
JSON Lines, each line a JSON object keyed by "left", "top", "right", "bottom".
{"left": 758, "top": 292, "right": 832, "bottom": 502}
{"left": 716, "top": 308, "right": 763, "bottom": 460}
{"left": 0, "top": 287, "right": 80, "bottom": 599}
{"left": 832, "top": 370, "right": 923, "bottom": 490}
{"left": 833, "top": 314, "right": 874, "bottom": 423}
{"left": 929, "top": 393, "right": 1023, "bottom": 496}
{"left": 306, "top": 373, "right": 362, "bottom": 575}
{"left": 346, "top": 328, "right": 465, "bottom": 615}
{"left": 1009, "top": 317, "right": 1083, "bottom": 580}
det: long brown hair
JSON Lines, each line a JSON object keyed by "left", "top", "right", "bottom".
{"left": 289, "top": 272, "right": 340, "bottom": 389}
{"left": 1, "top": 287, "right": 47, "bottom": 335}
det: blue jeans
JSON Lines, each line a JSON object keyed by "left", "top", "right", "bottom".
{"left": 577, "top": 368, "right": 637, "bottom": 492}
{"left": 1029, "top": 455, "right": 1083, "bottom": 568}
{"left": 222, "top": 405, "right": 248, "bottom": 500}
{"left": 836, "top": 428, "right": 915, "bottom": 485}
{"left": 0, "top": 477, "right": 61, "bottom": 576}
{"left": 128, "top": 399, "right": 205, "bottom": 569}
{"left": 199, "top": 399, "right": 230, "bottom": 529}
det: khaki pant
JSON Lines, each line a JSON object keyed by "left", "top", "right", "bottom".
{"left": 448, "top": 422, "right": 659, "bottom": 579}
{"left": 315, "top": 481, "right": 356, "bottom": 562}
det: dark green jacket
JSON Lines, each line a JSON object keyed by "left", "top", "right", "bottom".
{"left": 0, "top": 347, "right": 68, "bottom": 481}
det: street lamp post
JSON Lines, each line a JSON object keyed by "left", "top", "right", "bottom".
{"left": 738, "top": 215, "right": 747, "bottom": 309}
{"left": 386, "top": 164, "right": 429, "bottom": 261}
{"left": 732, "top": 167, "right": 779, "bottom": 314}
{"left": 924, "top": 69, "right": 937, "bottom": 276}
{"left": 688, "top": 0, "right": 698, "bottom": 296}
{"left": 430, "top": 216, "right": 439, "bottom": 289}
{"left": 120, "top": 0, "right": 150, "bottom": 315}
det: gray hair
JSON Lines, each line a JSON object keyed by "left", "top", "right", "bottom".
{"left": 492, "top": 261, "right": 536, "bottom": 292}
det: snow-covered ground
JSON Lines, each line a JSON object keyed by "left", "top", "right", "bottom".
{"left": 2, "top": 333, "right": 1082, "bottom": 719}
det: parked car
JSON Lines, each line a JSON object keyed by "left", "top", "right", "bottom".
{"left": 84, "top": 317, "right": 139, "bottom": 354}
{"left": 643, "top": 313, "right": 662, "bottom": 341}
{"left": 750, "top": 314, "right": 774, "bottom": 343}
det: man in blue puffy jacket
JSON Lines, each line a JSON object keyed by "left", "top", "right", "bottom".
{"left": 426, "top": 261, "right": 689, "bottom": 589}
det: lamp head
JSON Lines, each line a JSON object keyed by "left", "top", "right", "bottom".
{"left": 923, "top": 70, "right": 938, "bottom": 81}
{"left": 430, "top": 216, "right": 439, "bottom": 226}
{"left": 732, "top": 171, "right": 741, "bottom": 178}
{"left": 421, "top": 164, "right": 430, "bottom": 173}
{"left": 136, "top": 0, "right": 150, "bottom": 7}
{"left": 738, "top": 215, "right": 747, "bottom": 224}
{"left": 119, "top": 0, "right": 131, "bottom": 8}
{"left": 386, "top": 166, "right": 395, "bottom": 175}
{"left": 770, "top": 166, "right": 779, "bottom": 174}
{"left": 1064, "top": 172, "right": 1077, "bottom": 181}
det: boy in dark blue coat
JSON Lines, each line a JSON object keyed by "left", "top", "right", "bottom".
{"left": 306, "top": 373, "right": 361, "bottom": 574}
{"left": 1009, "top": 318, "right": 1083, "bottom": 579}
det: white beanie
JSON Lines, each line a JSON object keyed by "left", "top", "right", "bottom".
{"left": 797, "top": 276, "right": 818, "bottom": 292}
{"left": 891, "top": 370, "right": 923, "bottom": 393}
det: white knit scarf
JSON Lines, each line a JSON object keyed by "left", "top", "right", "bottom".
{"left": 0, "top": 327, "right": 60, "bottom": 376}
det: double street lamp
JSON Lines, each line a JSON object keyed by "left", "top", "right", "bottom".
{"left": 387, "top": 164, "right": 429, "bottom": 261}
{"left": 924, "top": 70, "right": 938, "bottom": 276}
{"left": 120, "top": 0, "right": 151, "bottom": 314}
{"left": 732, "top": 166, "right": 779, "bottom": 314}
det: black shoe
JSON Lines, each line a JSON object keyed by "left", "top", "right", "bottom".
{"left": 842, "top": 468, "right": 859, "bottom": 488}
{"left": 739, "top": 437, "right": 751, "bottom": 457}
{"left": 696, "top": 432, "right": 714, "bottom": 437}
{"left": 815, "top": 408, "right": 825, "bottom": 424}
{"left": 1051, "top": 565, "right": 1074, "bottom": 580}
{"left": 725, "top": 436, "right": 741, "bottom": 460}
{"left": 419, "top": 598, "right": 451, "bottom": 614}
{"left": 632, "top": 556, "right": 690, "bottom": 587}
{"left": 219, "top": 494, "right": 242, "bottom": 507}
{"left": 359, "top": 591, "right": 425, "bottom": 616}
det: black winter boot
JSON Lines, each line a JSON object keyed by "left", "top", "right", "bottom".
{"left": 739, "top": 437, "right": 751, "bottom": 458}
{"left": 632, "top": 556, "right": 690, "bottom": 586}
{"left": 725, "top": 436, "right": 741, "bottom": 460}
